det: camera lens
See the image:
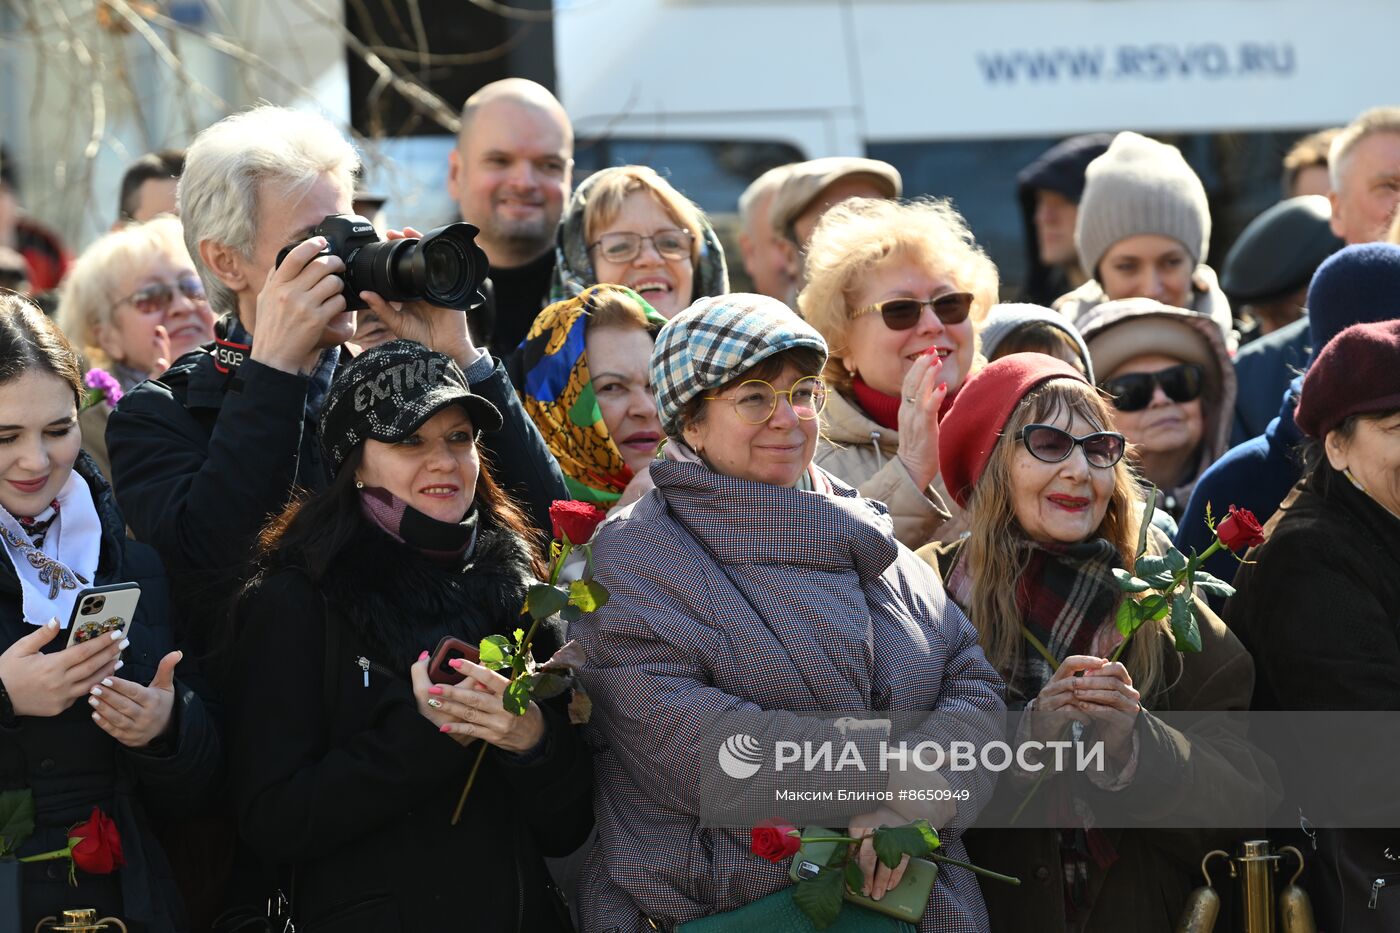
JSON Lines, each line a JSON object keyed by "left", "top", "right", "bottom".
{"left": 424, "top": 239, "right": 468, "bottom": 298}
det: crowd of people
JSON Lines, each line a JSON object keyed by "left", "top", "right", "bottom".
{"left": 0, "top": 78, "right": 1398, "bottom": 933}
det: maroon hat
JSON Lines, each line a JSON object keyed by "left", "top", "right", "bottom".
{"left": 939, "top": 353, "right": 1090, "bottom": 508}
{"left": 1295, "top": 319, "right": 1400, "bottom": 439}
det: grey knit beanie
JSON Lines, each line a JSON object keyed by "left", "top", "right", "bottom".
{"left": 979, "top": 303, "right": 1095, "bottom": 382}
{"left": 1075, "top": 132, "right": 1211, "bottom": 279}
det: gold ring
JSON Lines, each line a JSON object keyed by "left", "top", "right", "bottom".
{"left": 427, "top": 698, "right": 443, "bottom": 709}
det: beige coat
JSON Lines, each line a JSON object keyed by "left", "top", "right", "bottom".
{"left": 814, "top": 388, "right": 965, "bottom": 548}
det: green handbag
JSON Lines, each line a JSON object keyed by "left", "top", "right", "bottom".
{"left": 675, "top": 887, "right": 917, "bottom": 933}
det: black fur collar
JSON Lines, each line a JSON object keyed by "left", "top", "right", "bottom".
{"left": 313, "top": 518, "right": 536, "bottom": 670}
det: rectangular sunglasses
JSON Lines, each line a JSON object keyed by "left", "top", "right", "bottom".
{"left": 1018, "top": 423, "right": 1126, "bottom": 468}
{"left": 1099, "top": 363, "right": 1204, "bottom": 413}
{"left": 857, "top": 291, "right": 974, "bottom": 330}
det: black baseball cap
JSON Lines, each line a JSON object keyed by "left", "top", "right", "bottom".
{"left": 320, "top": 340, "right": 502, "bottom": 476}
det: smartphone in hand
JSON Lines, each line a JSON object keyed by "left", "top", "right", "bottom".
{"left": 428, "top": 636, "right": 481, "bottom": 685}
{"left": 66, "top": 583, "right": 141, "bottom": 649}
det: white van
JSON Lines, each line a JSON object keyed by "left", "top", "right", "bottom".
{"left": 554, "top": 0, "right": 1398, "bottom": 290}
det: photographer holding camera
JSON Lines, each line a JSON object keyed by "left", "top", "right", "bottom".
{"left": 106, "top": 105, "right": 568, "bottom": 661}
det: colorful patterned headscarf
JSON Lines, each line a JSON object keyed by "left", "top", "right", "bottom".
{"left": 521, "top": 284, "right": 669, "bottom": 504}
{"left": 548, "top": 167, "right": 730, "bottom": 307}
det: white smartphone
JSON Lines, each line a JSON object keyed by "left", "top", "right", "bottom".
{"left": 65, "top": 583, "right": 141, "bottom": 649}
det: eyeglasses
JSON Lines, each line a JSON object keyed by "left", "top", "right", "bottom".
{"left": 1099, "top": 363, "right": 1204, "bottom": 413}
{"left": 112, "top": 275, "right": 207, "bottom": 316}
{"left": 1017, "top": 423, "right": 1126, "bottom": 468}
{"left": 855, "top": 292, "right": 975, "bottom": 331}
{"left": 587, "top": 229, "right": 694, "bottom": 264}
{"left": 703, "top": 376, "right": 827, "bottom": 425}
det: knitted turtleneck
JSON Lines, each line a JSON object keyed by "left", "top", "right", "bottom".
{"left": 849, "top": 375, "right": 901, "bottom": 431}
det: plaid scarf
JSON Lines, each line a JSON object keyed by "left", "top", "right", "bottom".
{"left": 1014, "top": 537, "right": 1124, "bottom": 701}
{"left": 520, "top": 285, "right": 668, "bottom": 504}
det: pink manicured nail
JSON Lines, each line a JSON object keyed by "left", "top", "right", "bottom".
{"left": 937, "top": 382, "right": 947, "bottom": 392}
{"left": 448, "top": 658, "right": 463, "bottom": 669}
{"left": 439, "top": 724, "right": 452, "bottom": 733}
{"left": 428, "top": 685, "right": 443, "bottom": 695}
{"left": 418, "top": 650, "right": 429, "bottom": 661}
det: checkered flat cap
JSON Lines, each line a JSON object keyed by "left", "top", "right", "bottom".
{"left": 321, "top": 340, "right": 502, "bottom": 476}
{"left": 651, "top": 294, "right": 828, "bottom": 437}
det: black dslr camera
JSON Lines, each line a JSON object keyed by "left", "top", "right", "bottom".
{"left": 274, "top": 214, "right": 488, "bottom": 313}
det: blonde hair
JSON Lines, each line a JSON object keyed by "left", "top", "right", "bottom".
{"left": 585, "top": 285, "right": 655, "bottom": 333}
{"left": 582, "top": 166, "right": 706, "bottom": 266}
{"left": 180, "top": 105, "right": 359, "bottom": 316}
{"left": 963, "top": 379, "right": 1170, "bottom": 704}
{"left": 798, "top": 197, "right": 999, "bottom": 392}
{"left": 57, "top": 215, "right": 192, "bottom": 370}
{"left": 1282, "top": 127, "right": 1339, "bottom": 194}
{"left": 1329, "top": 107, "right": 1400, "bottom": 193}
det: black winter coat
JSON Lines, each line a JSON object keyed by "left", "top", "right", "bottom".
{"left": 1226, "top": 464, "right": 1400, "bottom": 931}
{"left": 106, "top": 339, "right": 569, "bottom": 656}
{"left": 228, "top": 517, "right": 592, "bottom": 933}
{"left": 0, "top": 456, "right": 221, "bottom": 932}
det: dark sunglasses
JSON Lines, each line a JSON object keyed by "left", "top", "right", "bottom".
{"left": 1017, "top": 423, "right": 1126, "bottom": 468}
{"left": 113, "top": 275, "right": 207, "bottom": 316}
{"left": 1099, "top": 363, "right": 1204, "bottom": 413}
{"left": 856, "top": 292, "right": 974, "bottom": 331}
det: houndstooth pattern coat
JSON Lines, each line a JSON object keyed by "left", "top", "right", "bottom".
{"left": 572, "top": 458, "right": 1006, "bottom": 932}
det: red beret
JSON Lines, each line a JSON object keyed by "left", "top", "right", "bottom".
{"left": 939, "top": 353, "right": 1090, "bottom": 508}
{"left": 1295, "top": 319, "right": 1400, "bottom": 439}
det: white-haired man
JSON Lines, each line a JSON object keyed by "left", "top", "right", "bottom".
{"left": 108, "top": 105, "right": 567, "bottom": 655}
{"left": 1329, "top": 106, "right": 1400, "bottom": 245}
{"left": 447, "top": 78, "right": 573, "bottom": 356}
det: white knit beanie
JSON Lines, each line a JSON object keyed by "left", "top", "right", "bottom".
{"left": 1074, "top": 132, "right": 1211, "bottom": 278}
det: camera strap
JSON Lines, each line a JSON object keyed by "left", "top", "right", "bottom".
{"left": 213, "top": 314, "right": 253, "bottom": 376}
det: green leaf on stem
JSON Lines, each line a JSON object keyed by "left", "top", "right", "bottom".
{"left": 872, "top": 821, "right": 939, "bottom": 868}
{"left": 503, "top": 677, "right": 532, "bottom": 716}
{"left": 793, "top": 853, "right": 847, "bottom": 930}
{"left": 844, "top": 858, "right": 867, "bottom": 895}
{"left": 513, "top": 628, "right": 525, "bottom": 645}
{"left": 1111, "top": 568, "right": 1152, "bottom": 593}
{"left": 1164, "top": 548, "right": 1188, "bottom": 573}
{"left": 0, "top": 789, "right": 35, "bottom": 857}
{"left": 1191, "top": 571, "right": 1236, "bottom": 599}
{"left": 1114, "top": 598, "right": 1143, "bottom": 638}
{"left": 559, "top": 604, "right": 582, "bottom": 623}
{"left": 1135, "top": 555, "right": 1168, "bottom": 577}
{"left": 1142, "top": 594, "right": 1170, "bottom": 622}
{"left": 478, "top": 635, "right": 512, "bottom": 669}
{"left": 1170, "top": 592, "right": 1202, "bottom": 653}
{"left": 568, "top": 578, "right": 609, "bottom": 612}
{"left": 526, "top": 583, "right": 569, "bottom": 620}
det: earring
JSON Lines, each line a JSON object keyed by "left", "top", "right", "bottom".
{"left": 355, "top": 480, "right": 364, "bottom": 490}
{"left": 1344, "top": 468, "right": 1367, "bottom": 493}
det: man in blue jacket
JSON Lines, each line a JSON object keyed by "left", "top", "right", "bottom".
{"left": 1177, "top": 243, "right": 1400, "bottom": 599}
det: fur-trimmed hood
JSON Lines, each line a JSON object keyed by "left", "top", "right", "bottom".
{"left": 269, "top": 517, "right": 538, "bottom": 670}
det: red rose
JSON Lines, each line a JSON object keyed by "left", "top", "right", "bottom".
{"left": 751, "top": 818, "right": 802, "bottom": 863}
{"left": 69, "top": 807, "right": 124, "bottom": 875}
{"left": 1216, "top": 505, "right": 1265, "bottom": 551}
{"left": 549, "top": 500, "right": 608, "bottom": 545}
